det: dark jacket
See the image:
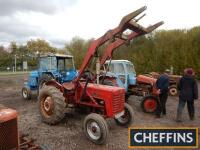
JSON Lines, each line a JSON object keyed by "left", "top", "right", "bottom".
{"left": 156, "top": 74, "right": 169, "bottom": 94}
{"left": 178, "top": 75, "right": 198, "bottom": 101}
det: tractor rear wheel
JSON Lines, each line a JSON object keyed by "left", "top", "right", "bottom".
{"left": 83, "top": 113, "right": 109, "bottom": 144}
{"left": 141, "top": 95, "right": 158, "bottom": 113}
{"left": 114, "top": 103, "right": 134, "bottom": 127}
{"left": 169, "top": 85, "right": 178, "bottom": 96}
{"left": 39, "top": 74, "right": 53, "bottom": 90}
{"left": 38, "top": 86, "right": 66, "bottom": 125}
{"left": 22, "top": 87, "right": 31, "bottom": 100}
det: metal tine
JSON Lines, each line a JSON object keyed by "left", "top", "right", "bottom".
{"left": 119, "top": 6, "right": 147, "bottom": 27}
{"left": 128, "top": 21, "right": 147, "bottom": 32}
{"left": 127, "top": 20, "right": 164, "bottom": 33}
{"left": 96, "top": 6, "right": 147, "bottom": 44}
{"left": 146, "top": 21, "right": 164, "bottom": 33}
{"left": 135, "top": 13, "right": 146, "bottom": 22}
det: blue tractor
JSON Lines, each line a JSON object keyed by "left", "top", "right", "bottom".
{"left": 101, "top": 60, "right": 159, "bottom": 113}
{"left": 22, "top": 53, "right": 78, "bottom": 100}
{"left": 101, "top": 60, "right": 136, "bottom": 99}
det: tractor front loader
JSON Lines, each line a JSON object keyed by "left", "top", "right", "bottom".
{"left": 38, "top": 6, "right": 163, "bottom": 144}
{"left": 98, "top": 7, "right": 163, "bottom": 113}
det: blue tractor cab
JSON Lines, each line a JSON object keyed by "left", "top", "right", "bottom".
{"left": 22, "top": 53, "right": 78, "bottom": 100}
{"left": 102, "top": 60, "right": 159, "bottom": 113}
{"left": 103, "top": 60, "right": 137, "bottom": 92}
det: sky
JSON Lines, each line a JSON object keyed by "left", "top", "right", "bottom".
{"left": 0, "top": 0, "right": 200, "bottom": 48}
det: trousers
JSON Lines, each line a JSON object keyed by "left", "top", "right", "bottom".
{"left": 156, "top": 92, "right": 168, "bottom": 116}
{"left": 177, "top": 99, "right": 195, "bottom": 120}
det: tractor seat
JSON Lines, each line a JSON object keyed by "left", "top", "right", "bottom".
{"left": 62, "top": 82, "right": 75, "bottom": 90}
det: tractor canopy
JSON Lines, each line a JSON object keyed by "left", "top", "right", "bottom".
{"left": 25, "top": 53, "right": 78, "bottom": 90}
{"left": 104, "top": 60, "right": 136, "bottom": 91}
{"left": 38, "top": 53, "right": 78, "bottom": 82}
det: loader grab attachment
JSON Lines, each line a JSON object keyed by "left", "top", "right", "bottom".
{"left": 76, "top": 6, "right": 163, "bottom": 81}
{"left": 100, "top": 21, "right": 164, "bottom": 66}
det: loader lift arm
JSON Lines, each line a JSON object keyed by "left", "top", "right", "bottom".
{"left": 75, "top": 6, "right": 163, "bottom": 82}
{"left": 100, "top": 21, "right": 164, "bottom": 66}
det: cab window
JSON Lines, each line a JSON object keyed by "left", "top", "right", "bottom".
{"left": 114, "top": 63, "right": 125, "bottom": 74}
{"left": 126, "top": 64, "right": 136, "bottom": 74}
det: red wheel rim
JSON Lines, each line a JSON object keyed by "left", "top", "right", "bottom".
{"left": 144, "top": 98, "right": 157, "bottom": 112}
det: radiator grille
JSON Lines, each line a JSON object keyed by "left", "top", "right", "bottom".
{"left": 0, "top": 118, "right": 18, "bottom": 149}
{"left": 112, "top": 93, "right": 125, "bottom": 114}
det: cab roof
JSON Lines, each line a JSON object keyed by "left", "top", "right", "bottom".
{"left": 40, "top": 53, "right": 73, "bottom": 58}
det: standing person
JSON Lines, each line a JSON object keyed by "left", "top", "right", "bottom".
{"left": 176, "top": 68, "right": 198, "bottom": 122}
{"left": 155, "top": 69, "right": 170, "bottom": 118}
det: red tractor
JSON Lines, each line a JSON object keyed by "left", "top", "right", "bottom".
{"left": 136, "top": 75, "right": 159, "bottom": 113}
{"left": 38, "top": 6, "right": 163, "bottom": 144}
{"left": 149, "top": 72, "right": 182, "bottom": 96}
{"left": 137, "top": 72, "right": 182, "bottom": 113}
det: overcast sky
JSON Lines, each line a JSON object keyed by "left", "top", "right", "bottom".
{"left": 0, "top": 0, "right": 200, "bottom": 48}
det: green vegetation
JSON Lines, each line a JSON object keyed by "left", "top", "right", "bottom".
{"left": 0, "top": 39, "right": 56, "bottom": 71}
{"left": 66, "top": 27, "right": 200, "bottom": 78}
{"left": 0, "top": 27, "right": 200, "bottom": 78}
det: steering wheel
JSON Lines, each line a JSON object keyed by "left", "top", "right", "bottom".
{"left": 82, "top": 69, "right": 95, "bottom": 81}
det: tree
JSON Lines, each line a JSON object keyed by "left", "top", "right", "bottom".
{"left": 64, "top": 37, "right": 91, "bottom": 68}
{"left": 27, "top": 39, "right": 55, "bottom": 54}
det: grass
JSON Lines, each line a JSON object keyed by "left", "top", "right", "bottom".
{"left": 0, "top": 71, "right": 29, "bottom": 76}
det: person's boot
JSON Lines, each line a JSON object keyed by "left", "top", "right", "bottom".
{"left": 176, "top": 113, "right": 182, "bottom": 122}
{"left": 189, "top": 114, "right": 195, "bottom": 121}
{"left": 162, "top": 110, "right": 166, "bottom": 116}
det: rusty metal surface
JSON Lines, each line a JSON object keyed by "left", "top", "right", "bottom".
{"left": 149, "top": 72, "right": 182, "bottom": 82}
{"left": 19, "top": 133, "right": 40, "bottom": 150}
{"left": 0, "top": 106, "right": 41, "bottom": 150}
{"left": 137, "top": 75, "right": 157, "bottom": 85}
{"left": 0, "top": 108, "right": 18, "bottom": 123}
{"left": 0, "top": 116, "right": 19, "bottom": 149}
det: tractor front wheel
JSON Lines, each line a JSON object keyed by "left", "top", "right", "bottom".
{"left": 141, "top": 95, "right": 158, "bottom": 113}
{"left": 38, "top": 86, "right": 67, "bottom": 125}
{"left": 114, "top": 103, "right": 134, "bottom": 127}
{"left": 22, "top": 87, "right": 31, "bottom": 100}
{"left": 83, "top": 113, "right": 109, "bottom": 144}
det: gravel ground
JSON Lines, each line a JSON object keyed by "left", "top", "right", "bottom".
{"left": 0, "top": 74, "right": 199, "bottom": 150}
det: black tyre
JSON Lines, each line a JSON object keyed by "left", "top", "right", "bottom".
{"left": 125, "top": 93, "right": 131, "bottom": 101}
{"left": 22, "top": 87, "right": 31, "bottom": 100}
{"left": 169, "top": 85, "right": 178, "bottom": 96}
{"left": 114, "top": 103, "right": 134, "bottom": 127}
{"left": 38, "top": 86, "right": 67, "bottom": 125}
{"left": 39, "top": 74, "right": 53, "bottom": 90}
{"left": 83, "top": 113, "right": 109, "bottom": 144}
{"left": 141, "top": 95, "right": 158, "bottom": 113}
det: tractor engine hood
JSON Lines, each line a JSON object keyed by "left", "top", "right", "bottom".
{"left": 137, "top": 75, "right": 157, "bottom": 85}
{"left": 61, "top": 69, "right": 78, "bottom": 82}
{"left": 77, "top": 83, "right": 125, "bottom": 118}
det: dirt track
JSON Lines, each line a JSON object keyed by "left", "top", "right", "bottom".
{"left": 0, "top": 74, "right": 199, "bottom": 150}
